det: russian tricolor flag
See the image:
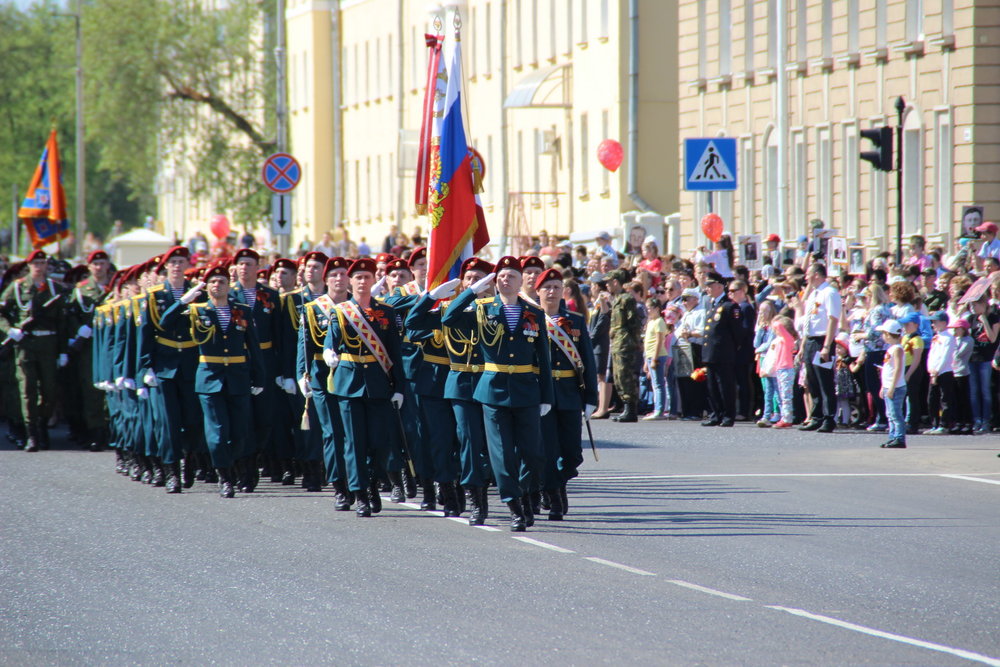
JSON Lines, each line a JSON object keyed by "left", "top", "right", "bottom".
{"left": 425, "top": 30, "right": 489, "bottom": 290}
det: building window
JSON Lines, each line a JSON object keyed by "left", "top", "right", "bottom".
{"left": 353, "top": 160, "right": 361, "bottom": 222}
{"left": 906, "top": 0, "right": 924, "bottom": 43}
{"left": 365, "top": 156, "right": 371, "bottom": 220}
{"left": 822, "top": 0, "right": 832, "bottom": 61}
{"left": 517, "top": 130, "right": 525, "bottom": 196}
{"left": 470, "top": 8, "right": 477, "bottom": 78}
{"left": 386, "top": 35, "right": 393, "bottom": 96}
{"left": 411, "top": 26, "right": 418, "bottom": 90}
{"left": 531, "top": 0, "right": 538, "bottom": 65}
{"left": 763, "top": 126, "right": 781, "bottom": 239}
{"left": 816, "top": 125, "right": 832, "bottom": 227}
{"left": 841, "top": 120, "right": 859, "bottom": 239}
{"left": 599, "top": 0, "right": 609, "bottom": 39}
{"left": 791, "top": 128, "right": 807, "bottom": 236}
{"left": 549, "top": 0, "right": 557, "bottom": 60}
{"left": 902, "top": 108, "right": 924, "bottom": 234}
{"left": 376, "top": 155, "right": 382, "bottom": 219}
{"left": 302, "top": 52, "right": 309, "bottom": 107}
{"left": 374, "top": 37, "right": 381, "bottom": 99}
{"left": 848, "top": 0, "right": 859, "bottom": 54}
{"left": 514, "top": 0, "right": 523, "bottom": 68}
{"left": 343, "top": 48, "right": 350, "bottom": 105}
{"left": 364, "top": 41, "right": 370, "bottom": 102}
{"left": 579, "top": 112, "right": 589, "bottom": 195}
{"left": 942, "top": 0, "right": 953, "bottom": 35}
{"left": 486, "top": 134, "right": 495, "bottom": 204}
{"left": 719, "top": 0, "right": 731, "bottom": 77}
{"left": 533, "top": 129, "right": 541, "bottom": 206}
{"left": 740, "top": 135, "right": 755, "bottom": 235}
{"left": 876, "top": 0, "right": 887, "bottom": 48}
{"left": 565, "top": 0, "right": 573, "bottom": 55}
{"left": 743, "top": 0, "right": 754, "bottom": 74}
{"left": 601, "top": 110, "right": 611, "bottom": 196}
{"left": 934, "top": 108, "right": 953, "bottom": 236}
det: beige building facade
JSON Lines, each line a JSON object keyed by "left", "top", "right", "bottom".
{"left": 678, "top": 0, "right": 1000, "bottom": 254}
{"left": 286, "top": 0, "right": 680, "bottom": 255}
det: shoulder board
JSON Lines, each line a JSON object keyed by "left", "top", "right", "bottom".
{"left": 289, "top": 287, "right": 303, "bottom": 295}
{"left": 190, "top": 303, "right": 204, "bottom": 313}
{"left": 476, "top": 297, "right": 494, "bottom": 304}
{"left": 374, "top": 296, "right": 388, "bottom": 305}
{"left": 147, "top": 284, "right": 164, "bottom": 293}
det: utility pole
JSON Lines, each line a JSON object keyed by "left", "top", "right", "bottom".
{"left": 894, "top": 96, "right": 905, "bottom": 266}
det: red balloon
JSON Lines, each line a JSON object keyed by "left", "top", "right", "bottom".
{"left": 209, "top": 214, "right": 231, "bottom": 240}
{"left": 597, "top": 139, "right": 624, "bottom": 172}
{"left": 701, "top": 213, "right": 723, "bottom": 243}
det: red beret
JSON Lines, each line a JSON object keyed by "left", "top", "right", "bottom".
{"left": 161, "top": 246, "right": 191, "bottom": 265}
{"left": 461, "top": 257, "right": 494, "bottom": 276}
{"left": 25, "top": 249, "right": 47, "bottom": 263}
{"left": 272, "top": 258, "right": 297, "bottom": 272}
{"left": 257, "top": 268, "right": 270, "bottom": 279}
{"left": 301, "top": 250, "right": 328, "bottom": 266}
{"left": 324, "top": 256, "right": 350, "bottom": 275}
{"left": 520, "top": 256, "right": 545, "bottom": 271}
{"left": 234, "top": 248, "right": 260, "bottom": 263}
{"left": 204, "top": 264, "right": 229, "bottom": 281}
{"left": 495, "top": 256, "right": 522, "bottom": 273}
{"left": 408, "top": 246, "right": 427, "bottom": 266}
{"left": 184, "top": 266, "right": 203, "bottom": 280}
{"left": 348, "top": 258, "right": 378, "bottom": 276}
{"left": 375, "top": 253, "right": 396, "bottom": 264}
{"left": 86, "top": 249, "right": 109, "bottom": 264}
{"left": 534, "top": 268, "right": 564, "bottom": 290}
{"left": 386, "top": 258, "right": 411, "bottom": 273}
{"left": 121, "top": 264, "right": 142, "bottom": 284}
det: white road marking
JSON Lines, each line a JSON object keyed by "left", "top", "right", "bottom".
{"left": 511, "top": 536, "right": 576, "bottom": 553}
{"left": 474, "top": 525, "right": 502, "bottom": 532}
{"left": 583, "top": 557, "right": 655, "bottom": 576}
{"left": 400, "top": 502, "right": 422, "bottom": 510}
{"left": 940, "top": 474, "right": 1000, "bottom": 487}
{"left": 576, "top": 473, "right": 1000, "bottom": 481}
{"left": 667, "top": 579, "right": 751, "bottom": 601}
{"left": 445, "top": 516, "right": 468, "bottom": 524}
{"left": 766, "top": 606, "right": 1000, "bottom": 667}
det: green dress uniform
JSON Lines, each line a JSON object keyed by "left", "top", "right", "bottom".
{"left": 324, "top": 297, "right": 405, "bottom": 512}
{"left": 441, "top": 288, "right": 554, "bottom": 525}
{"left": 0, "top": 276, "right": 68, "bottom": 449}
{"left": 274, "top": 288, "right": 307, "bottom": 483}
{"left": 65, "top": 277, "right": 110, "bottom": 449}
{"left": 294, "top": 285, "right": 334, "bottom": 491}
{"left": 541, "top": 307, "right": 598, "bottom": 517}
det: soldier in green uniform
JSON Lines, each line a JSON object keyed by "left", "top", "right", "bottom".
{"left": 0, "top": 250, "right": 68, "bottom": 451}
{"left": 65, "top": 250, "right": 111, "bottom": 451}
{"left": 606, "top": 268, "right": 642, "bottom": 423}
{"left": 0, "top": 261, "right": 27, "bottom": 448}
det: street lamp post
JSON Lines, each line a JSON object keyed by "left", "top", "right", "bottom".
{"left": 895, "top": 96, "right": 905, "bottom": 266}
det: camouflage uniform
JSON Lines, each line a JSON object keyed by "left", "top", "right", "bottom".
{"left": 610, "top": 290, "right": 642, "bottom": 405}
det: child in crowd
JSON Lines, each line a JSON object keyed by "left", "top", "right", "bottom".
{"left": 642, "top": 299, "right": 670, "bottom": 420}
{"left": 949, "top": 318, "right": 974, "bottom": 434}
{"left": 768, "top": 316, "right": 798, "bottom": 428}
{"left": 834, "top": 338, "right": 857, "bottom": 425}
{"left": 878, "top": 320, "right": 908, "bottom": 448}
{"left": 899, "top": 313, "right": 926, "bottom": 434}
{"left": 925, "top": 311, "right": 957, "bottom": 435}
{"left": 754, "top": 300, "right": 778, "bottom": 427}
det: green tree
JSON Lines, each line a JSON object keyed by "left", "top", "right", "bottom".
{"left": 82, "top": 0, "right": 276, "bottom": 230}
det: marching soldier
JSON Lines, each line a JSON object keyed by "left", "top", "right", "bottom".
{"left": 606, "top": 268, "right": 642, "bottom": 423}
{"left": 0, "top": 261, "right": 27, "bottom": 448}
{"left": 272, "top": 257, "right": 305, "bottom": 485}
{"left": 324, "top": 258, "right": 406, "bottom": 517}
{"left": 701, "top": 272, "right": 740, "bottom": 427}
{"left": 519, "top": 256, "right": 546, "bottom": 305}
{"left": 0, "top": 250, "right": 68, "bottom": 452}
{"left": 440, "top": 256, "right": 554, "bottom": 532}
{"left": 65, "top": 249, "right": 112, "bottom": 451}
{"left": 535, "top": 267, "right": 598, "bottom": 520}
{"left": 167, "top": 264, "right": 265, "bottom": 498}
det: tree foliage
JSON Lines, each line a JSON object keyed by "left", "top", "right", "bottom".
{"left": 83, "top": 0, "right": 276, "bottom": 229}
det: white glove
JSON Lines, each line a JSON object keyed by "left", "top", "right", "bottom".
{"left": 540, "top": 403, "right": 552, "bottom": 417}
{"left": 123, "top": 378, "right": 136, "bottom": 390}
{"left": 428, "top": 278, "right": 462, "bottom": 300}
{"left": 371, "top": 275, "right": 387, "bottom": 297}
{"left": 77, "top": 324, "right": 93, "bottom": 339}
{"left": 275, "top": 376, "right": 286, "bottom": 389}
{"left": 180, "top": 281, "right": 206, "bottom": 305}
{"left": 143, "top": 370, "right": 159, "bottom": 387}
{"left": 282, "top": 378, "right": 297, "bottom": 395}
{"left": 7, "top": 328, "right": 24, "bottom": 342}
{"left": 58, "top": 353, "right": 69, "bottom": 368}
{"left": 391, "top": 392, "right": 404, "bottom": 409}
{"left": 115, "top": 377, "right": 126, "bottom": 390}
{"left": 251, "top": 386, "right": 264, "bottom": 396}
{"left": 322, "top": 348, "right": 339, "bottom": 369}
{"left": 584, "top": 404, "right": 596, "bottom": 419}
{"left": 470, "top": 272, "right": 496, "bottom": 294}
{"left": 136, "top": 387, "right": 149, "bottom": 400}
{"left": 297, "top": 376, "right": 312, "bottom": 398}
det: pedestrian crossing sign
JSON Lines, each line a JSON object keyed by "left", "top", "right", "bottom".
{"left": 684, "top": 138, "right": 738, "bottom": 191}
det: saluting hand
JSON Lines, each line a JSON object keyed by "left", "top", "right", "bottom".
{"left": 428, "top": 278, "right": 461, "bottom": 300}
{"left": 470, "top": 272, "right": 496, "bottom": 295}
{"left": 180, "top": 281, "right": 206, "bottom": 305}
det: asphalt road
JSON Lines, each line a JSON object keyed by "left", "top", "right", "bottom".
{"left": 1, "top": 421, "right": 998, "bottom": 666}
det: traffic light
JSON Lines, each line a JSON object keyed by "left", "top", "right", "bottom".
{"left": 860, "top": 127, "right": 893, "bottom": 172}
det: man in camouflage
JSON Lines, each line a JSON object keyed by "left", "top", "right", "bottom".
{"left": 606, "top": 268, "right": 642, "bottom": 423}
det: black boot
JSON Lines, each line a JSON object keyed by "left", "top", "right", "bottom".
{"left": 402, "top": 465, "right": 417, "bottom": 498}
{"left": 507, "top": 499, "right": 527, "bottom": 532}
{"left": 237, "top": 457, "right": 254, "bottom": 493}
{"left": 560, "top": 484, "right": 569, "bottom": 516}
{"left": 115, "top": 449, "right": 126, "bottom": 474}
{"left": 456, "top": 483, "right": 466, "bottom": 514}
{"left": 280, "top": 459, "right": 296, "bottom": 486}
{"left": 38, "top": 424, "right": 50, "bottom": 450}
{"left": 332, "top": 479, "right": 353, "bottom": 511}
{"left": 181, "top": 453, "right": 196, "bottom": 488}
{"left": 479, "top": 486, "right": 490, "bottom": 520}
{"left": 467, "top": 486, "right": 485, "bottom": 526}
{"left": 521, "top": 494, "right": 535, "bottom": 527}
{"left": 355, "top": 488, "right": 372, "bottom": 517}
{"left": 612, "top": 401, "right": 638, "bottom": 422}
{"left": 420, "top": 478, "right": 437, "bottom": 511}
{"left": 217, "top": 468, "right": 235, "bottom": 498}
{"left": 268, "top": 456, "right": 283, "bottom": 484}
{"left": 440, "top": 481, "right": 460, "bottom": 517}
{"left": 528, "top": 491, "right": 542, "bottom": 516}
{"left": 88, "top": 427, "right": 105, "bottom": 452}
{"left": 151, "top": 460, "right": 166, "bottom": 487}
{"left": 140, "top": 456, "right": 154, "bottom": 484}
{"left": 24, "top": 421, "right": 40, "bottom": 453}
{"left": 387, "top": 471, "right": 405, "bottom": 503}
{"left": 545, "top": 488, "right": 564, "bottom": 520}
{"left": 165, "top": 462, "right": 182, "bottom": 493}
{"left": 368, "top": 480, "right": 383, "bottom": 514}
{"left": 304, "top": 461, "right": 322, "bottom": 492}
{"left": 8, "top": 421, "right": 27, "bottom": 449}
{"left": 130, "top": 454, "right": 143, "bottom": 481}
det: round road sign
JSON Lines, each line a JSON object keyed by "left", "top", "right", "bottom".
{"left": 262, "top": 153, "right": 301, "bottom": 194}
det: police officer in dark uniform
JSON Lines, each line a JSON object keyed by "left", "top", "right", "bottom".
{"left": 701, "top": 272, "right": 741, "bottom": 427}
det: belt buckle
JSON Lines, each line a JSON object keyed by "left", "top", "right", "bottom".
{"left": 506, "top": 365, "right": 514, "bottom": 373}
{"left": 472, "top": 365, "right": 480, "bottom": 373}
